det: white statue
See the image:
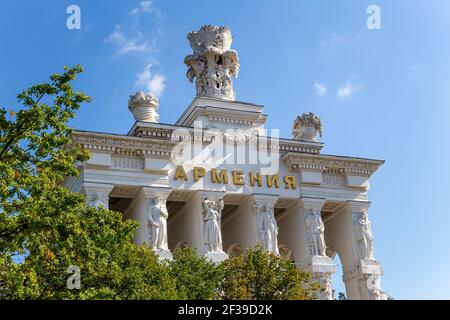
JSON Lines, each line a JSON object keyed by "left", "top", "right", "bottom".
{"left": 357, "top": 210, "right": 375, "bottom": 260}
{"left": 147, "top": 196, "right": 169, "bottom": 250}
{"left": 87, "top": 192, "right": 106, "bottom": 208}
{"left": 202, "top": 198, "right": 224, "bottom": 253}
{"left": 305, "top": 208, "right": 326, "bottom": 256}
{"left": 255, "top": 203, "right": 279, "bottom": 254}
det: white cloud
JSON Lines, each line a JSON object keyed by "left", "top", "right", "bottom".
{"left": 140, "top": 1, "right": 153, "bottom": 12}
{"left": 129, "top": 8, "right": 140, "bottom": 15}
{"left": 337, "top": 81, "right": 360, "bottom": 98}
{"left": 106, "top": 2, "right": 166, "bottom": 98}
{"left": 105, "top": 25, "right": 152, "bottom": 55}
{"left": 135, "top": 64, "right": 166, "bottom": 97}
{"left": 129, "top": 1, "right": 163, "bottom": 19}
{"left": 313, "top": 81, "right": 327, "bottom": 96}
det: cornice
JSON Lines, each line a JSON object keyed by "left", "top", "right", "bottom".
{"left": 259, "top": 138, "right": 323, "bottom": 155}
{"left": 175, "top": 97, "right": 264, "bottom": 126}
{"left": 181, "top": 105, "right": 267, "bottom": 127}
{"left": 71, "top": 130, "right": 178, "bottom": 158}
{"left": 282, "top": 153, "right": 384, "bottom": 176}
{"left": 72, "top": 125, "right": 332, "bottom": 158}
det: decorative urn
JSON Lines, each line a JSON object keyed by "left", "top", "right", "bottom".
{"left": 128, "top": 91, "right": 159, "bottom": 123}
{"left": 292, "top": 112, "right": 323, "bottom": 142}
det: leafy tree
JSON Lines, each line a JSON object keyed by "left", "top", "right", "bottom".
{"left": 0, "top": 66, "right": 177, "bottom": 299}
{"left": 219, "top": 246, "right": 322, "bottom": 300}
{"left": 170, "top": 246, "right": 224, "bottom": 300}
{"left": 169, "top": 246, "right": 321, "bottom": 300}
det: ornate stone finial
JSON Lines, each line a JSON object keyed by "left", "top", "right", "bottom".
{"left": 184, "top": 25, "right": 240, "bottom": 101}
{"left": 128, "top": 91, "right": 159, "bottom": 123}
{"left": 292, "top": 112, "right": 323, "bottom": 142}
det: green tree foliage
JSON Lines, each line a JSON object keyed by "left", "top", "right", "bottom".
{"left": 170, "top": 247, "right": 224, "bottom": 300}
{"left": 0, "top": 66, "right": 321, "bottom": 300}
{"left": 168, "top": 246, "right": 322, "bottom": 300}
{"left": 0, "top": 66, "right": 176, "bottom": 299}
{"left": 219, "top": 246, "right": 322, "bottom": 300}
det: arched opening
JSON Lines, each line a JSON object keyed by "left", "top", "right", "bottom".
{"left": 322, "top": 201, "right": 359, "bottom": 300}
{"left": 326, "top": 247, "right": 347, "bottom": 300}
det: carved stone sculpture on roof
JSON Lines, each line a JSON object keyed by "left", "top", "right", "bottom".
{"left": 184, "top": 25, "right": 240, "bottom": 101}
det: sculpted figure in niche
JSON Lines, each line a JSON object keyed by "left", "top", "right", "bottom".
{"left": 202, "top": 198, "right": 225, "bottom": 253}
{"left": 357, "top": 210, "right": 375, "bottom": 260}
{"left": 305, "top": 208, "right": 326, "bottom": 256}
{"left": 147, "top": 196, "right": 169, "bottom": 250}
{"left": 255, "top": 203, "right": 279, "bottom": 254}
{"left": 87, "top": 192, "right": 106, "bottom": 208}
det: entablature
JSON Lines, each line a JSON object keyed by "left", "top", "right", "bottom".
{"left": 282, "top": 153, "right": 384, "bottom": 176}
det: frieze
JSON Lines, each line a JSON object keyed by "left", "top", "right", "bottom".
{"left": 111, "top": 156, "right": 145, "bottom": 170}
{"left": 323, "top": 174, "right": 346, "bottom": 186}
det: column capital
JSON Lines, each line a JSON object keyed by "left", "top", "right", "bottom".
{"left": 197, "top": 190, "right": 225, "bottom": 202}
{"left": 251, "top": 193, "right": 278, "bottom": 207}
{"left": 347, "top": 200, "right": 371, "bottom": 212}
{"left": 82, "top": 182, "right": 114, "bottom": 209}
{"left": 82, "top": 182, "right": 114, "bottom": 194}
{"left": 142, "top": 186, "right": 172, "bottom": 200}
{"left": 299, "top": 197, "right": 326, "bottom": 210}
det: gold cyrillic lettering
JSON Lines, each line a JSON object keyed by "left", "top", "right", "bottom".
{"left": 174, "top": 166, "right": 188, "bottom": 181}
{"left": 232, "top": 170, "right": 245, "bottom": 185}
{"left": 211, "top": 168, "right": 228, "bottom": 184}
{"left": 266, "top": 175, "right": 280, "bottom": 188}
{"left": 194, "top": 167, "right": 206, "bottom": 182}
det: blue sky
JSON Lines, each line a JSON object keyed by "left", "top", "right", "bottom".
{"left": 1, "top": 0, "right": 450, "bottom": 299}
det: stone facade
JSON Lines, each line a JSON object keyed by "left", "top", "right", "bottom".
{"left": 65, "top": 25, "right": 386, "bottom": 299}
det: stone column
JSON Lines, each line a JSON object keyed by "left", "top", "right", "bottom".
{"left": 300, "top": 197, "right": 335, "bottom": 300}
{"left": 252, "top": 194, "right": 279, "bottom": 254}
{"left": 142, "top": 187, "right": 172, "bottom": 261}
{"left": 83, "top": 182, "right": 114, "bottom": 209}
{"left": 195, "top": 191, "right": 227, "bottom": 263}
{"left": 343, "top": 201, "right": 385, "bottom": 300}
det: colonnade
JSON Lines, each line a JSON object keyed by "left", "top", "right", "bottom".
{"left": 82, "top": 183, "right": 385, "bottom": 300}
